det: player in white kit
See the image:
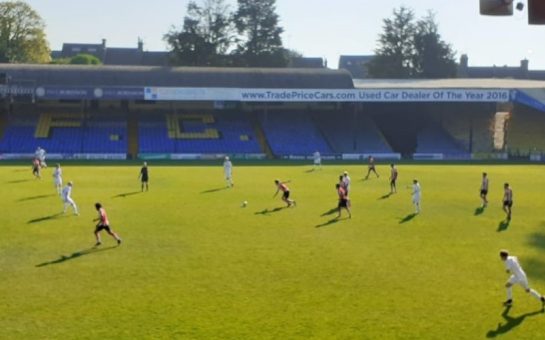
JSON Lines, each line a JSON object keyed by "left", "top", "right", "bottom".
{"left": 52, "top": 163, "right": 63, "bottom": 195}
{"left": 342, "top": 171, "right": 351, "bottom": 193}
{"left": 223, "top": 156, "right": 233, "bottom": 187}
{"left": 313, "top": 151, "right": 321, "bottom": 170}
{"left": 62, "top": 181, "right": 79, "bottom": 215}
{"left": 412, "top": 179, "right": 421, "bottom": 213}
{"left": 499, "top": 250, "right": 545, "bottom": 307}
{"left": 35, "top": 146, "right": 47, "bottom": 168}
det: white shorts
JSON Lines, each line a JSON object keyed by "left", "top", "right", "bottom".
{"left": 63, "top": 197, "right": 75, "bottom": 206}
{"left": 508, "top": 275, "right": 529, "bottom": 290}
{"left": 224, "top": 171, "right": 232, "bottom": 179}
{"left": 54, "top": 178, "right": 62, "bottom": 186}
{"left": 314, "top": 159, "right": 321, "bottom": 165}
{"left": 412, "top": 195, "right": 421, "bottom": 204}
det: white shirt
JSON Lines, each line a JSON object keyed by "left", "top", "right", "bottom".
{"left": 412, "top": 183, "right": 421, "bottom": 197}
{"left": 224, "top": 160, "right": 232, "bottom": 172}
{"left": 62, "top": 186, "right": 72, "bottom": 199}
{"left": 481, "top": 178, "right": 488, "bottom": 191}
{"left": 343, "top": 175, "right": 351, "bottom": 190}
{"left": 36, "top": 148, "right": 46, "bottom": 160}
{"left": 53, "top": 168, "right": 62, "bottom": 179}
{"left": 504, "top": 256, "right": 527, "bottom": 280}
{"left": 313, "top": 152, "right": 321, "bottom": 163}
{"left": 504, "top": 188, "right": 513, "bottom": 202}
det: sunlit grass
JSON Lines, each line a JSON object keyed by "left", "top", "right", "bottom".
{"left": 1, "top": 164, "right": 544, "bottom": 339}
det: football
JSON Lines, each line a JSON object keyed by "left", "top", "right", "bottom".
{"left": 241, "top": 201, "right": 248, "bottom": 207}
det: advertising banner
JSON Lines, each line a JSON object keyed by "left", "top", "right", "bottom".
{"left": 145, "top": 87, "right": 512, "bottom": 103}
{"left": 34, "top": 86, "right": 145, "bottom": 100}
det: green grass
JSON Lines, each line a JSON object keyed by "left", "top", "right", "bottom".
{"left": 1, "top": 164, "right": 544, "bottom": 339}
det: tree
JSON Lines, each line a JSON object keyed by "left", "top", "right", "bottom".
{"left": 165, "top": 0, "right": 235, "bottom": 66}
{"left": 0, "top": 1, "right": 50, "bottom": 63}
{"left": 367, "top": 6, "right": 416, "bottom": 78}
{"left": 233, "top": 0, "right": 286, "bottom": 67}
{"left": 367, "top": 6, "right": 456, "bottom": 79}
{"left": 412, "top": 12, "right": 457, "bottom": 78}
{"left": 69, "top": 53, "right": 102, "bottom": 65}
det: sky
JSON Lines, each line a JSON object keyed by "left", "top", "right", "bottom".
{"left": 23, "top": 0, "right": 545, "bottom": 69}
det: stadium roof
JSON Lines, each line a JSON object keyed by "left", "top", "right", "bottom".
{"left": 0, "top": 64, "right": 354, "bottom": 89}
{"left": 353, "top": 78, "right": 545, "bottom": 89}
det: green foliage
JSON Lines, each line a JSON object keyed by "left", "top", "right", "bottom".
{"left": 412, "top": 12, "right": 457, "bottom": 78}
{"left": 234, "top": 0, "right": 287, "bottom": 67}
{"left": 166, "top": 0, "right": 287, "bottom": 67}
{"left": 0, "top": 1, "right": 50, "bottom": 63}
{"left": 69, "top": 53, "right": 102, "bottom": 65}
{"left": 49, "top": 58, "right": 71, "bottom": 65}
{"left": 367, "top": 6, "right": 457, "bottom": 79}
{"left": 165, "top": 0, "right": 235, "bottom": 66}
{"left": 1, "top": 164, "right": 545, "bottom": 338}
{"left": 367, "top": 6, "right": 416, "bottom": 78}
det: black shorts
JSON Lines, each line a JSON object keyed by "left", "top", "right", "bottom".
{"left": 369, "top": 166, "right": 375, "bottom": 171}
{"left": 503, "top": 200, "right": 513, "bottom": 208}
{"left": 390, "top": 179, "right": 397, "bottom": 185}
{"left": 283, "top": 191, "right": 290, "bottom": 199}
{"left": 338, "top": 199, "right": 348, "bottom": 208}
{"left": 480, "top": 189, "right": 488, "bottom": 195}
{"left": 141, "top": 177, "right": 149, "bottom": 183}
{"left": 95, "top": 224, "right": 112, "bottom": 232}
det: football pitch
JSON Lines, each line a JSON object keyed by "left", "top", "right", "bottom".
{"left": 1, "top": 163, "right": 544, "bottom": 339}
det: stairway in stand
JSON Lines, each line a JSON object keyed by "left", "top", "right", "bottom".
{"left": 247, "top": 112, "right": 273, "bottom": 158}
{"left": 127, "top": 115, "right": 139, "bottom": 159}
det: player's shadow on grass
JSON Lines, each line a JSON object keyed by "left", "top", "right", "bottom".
{"left": 497, "top": 219, "right": 510, "bottom": 232}
{"left": 18, "top": 194, "right": 55, "bottom": 202}
{"left": 7, "top": 179, "right": 32, "bottom": 184}
{"left": 527, "top": 231, "right": 545, "bottom": 250}
{"left": 27, "top": 212, "right": 64, "bottom": 224}
{"left": 474, "top": 206, "right": 486, "bottom": 216}
{"left": 378, "top": 193, "right": 393, "bottom": 200}
{"left": 35, "top": 246, "right": 117, "bottom": 267}
{"left": 486, "top": 306, "right": 544, "bottom": 338}
{"left": 321, "top": 207, "right": 338, "bottom": 216}
{"left": 399, "top": 213, "right": 417, "bottom": 224}
{"left": 113, "top": 191, "right": 141, "bottom": 198}
{"left": 315, "top": 217, "right": 347, "bottom": 228}
{"left": 254, "top": 207, "right": 285, "bottom": 215}
{"left": 201, "top": 187, "right": 229, "bottom": 194}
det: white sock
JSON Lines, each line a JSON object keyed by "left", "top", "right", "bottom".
{"left": 529, "top": 289, "right": 541, "bottom": 301}
{"left": 507, "top": 287, "right": 513, "bottom": 300}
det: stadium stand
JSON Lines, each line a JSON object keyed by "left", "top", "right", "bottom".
{"left": 259, "top": 111, "right": 332, "bottom": 156}
{"left": 354, "top": 115, "right": 392, "bottom": 153}
{"left": 2, "top": 65, "right": 545, "bottom": 160}
{"left": 429, "top": 103, "right": 495, "bottom": 153}
{"left": 313, "top": 111, "right": 392, "bottom": 153}
{"left": 0, "top": 115, "right": 39, "bottom": 153}
{"left": 0, "top": 113, "right": 127, "bottom": 154}
{"left": 415, "top": 123, "right": 468, "bottom": 155}
{"left": 138, "top": 111, "right": 261, "bottom": 154}
{"left": 0, "top": 110, "right": 6, "bottom": 140}
{"left": 506, "top": 106, "right": 545, "bottom": 156}
{"left": 82, "top": 114, "right": 127, "bottom": 153}
{"left": 369, "top": 103, "right": 423, "bottom": 157}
